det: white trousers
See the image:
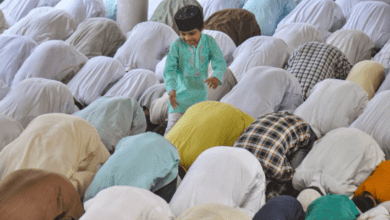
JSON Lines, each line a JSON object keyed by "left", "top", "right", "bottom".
{"left": 164, "top": 113, "right": 183, "bottom": 136}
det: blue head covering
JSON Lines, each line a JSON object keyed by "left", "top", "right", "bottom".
{"left": 253, "top": 195, "right": 305, "bottom": 220}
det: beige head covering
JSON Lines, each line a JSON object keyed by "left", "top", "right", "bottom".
{"left": 346, "top": 60, "right": 385, "bottom": 99}
{"left": 176, "top": 203, "right": 252, "bottom": 220}
{"left": 297, "top": 189, "right": 322, "bottom": 212}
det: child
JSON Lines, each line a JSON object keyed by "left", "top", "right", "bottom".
{"left": 163, "top": 5, "right": 227, "bottom": 136}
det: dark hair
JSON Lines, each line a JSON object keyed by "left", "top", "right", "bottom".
{"left": 352, "top": 191, "right": 379, "bottom": 213}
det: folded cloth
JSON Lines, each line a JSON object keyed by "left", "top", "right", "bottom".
{"left": 12, "top": 40, "right": 88, "bottom": 86}
{"left": 0, "top": 114, "right": 23, "bottom": 151}
{"left": 342, "top": 1, "right": 390, "bottom": 49}
{"left": 73, "top": 96, "right": 146, "bottom": 153}
{"left": 169, "top": 147, "right": 266, "bottom": 218}
{"left": 166, "top": 101, "right": 254, "bottom": 170}
{"left": 149, "top": 0, "right": 203, "bottom": 35}
{"left": 0, "top": 169, "right": 84, "bottom": 220}
{"left": 177, "top": 203, "right": 251, "bottom": 220}
{"left": 55, "top": 0, "right": 106, "bottom": 26}
{"left": 66, "top": 17, "right": 126, "bottom": 58}
{"left": 326, "top": 29, "right": 374, "bottom": 66}
{"left": 0, "top": 35, "right": 37, "bottom": 87}
{"left": 273, "top": 23, "right": 325, "bottom": 54}
{"left": 346, "top": 60, "right": 385, "bottom": 100}
{"left": 3, "top": 7, "right": 76, "bottom": 45}
{"left": 0, "top": 113, "right": 110, "bottom": 197}
{"left": 81, "top": 186, "right": 174, "bottom": 220}
{"left": 229, "top": 36, "right": 290, "bottom": 82}
{"left": 204, "top": 8, "right": 261, "bottom": 46}
{"left": 0, "top": 78, "right": 78, "bottom": 128}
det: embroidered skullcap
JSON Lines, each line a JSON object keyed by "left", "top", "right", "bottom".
{"left": 174, "top": 5, "right": 203, "bottom": 32}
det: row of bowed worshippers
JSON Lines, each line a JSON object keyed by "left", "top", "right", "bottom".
{"left": 1, "top": 0, "right": 390, "bottom": 219}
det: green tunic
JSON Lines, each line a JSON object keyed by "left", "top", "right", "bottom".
{"left": 163, "top": 33, "right": 227, "bottom": 113}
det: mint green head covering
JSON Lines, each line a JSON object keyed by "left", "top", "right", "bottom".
{"left": 306, "top": 194, "right": 360, "bottom": 220}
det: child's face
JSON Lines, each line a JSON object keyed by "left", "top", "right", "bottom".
{"left": 179, "top": 28, "right": 202, "bottom": 47}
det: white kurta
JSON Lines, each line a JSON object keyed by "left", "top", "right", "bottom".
{"left": 104, "top": 69, "right": 160, "bottom": 101}
{"left": 12, "top": 40, "right": 88, "bottom": 86}
{"left": 228, "top": 36, "right": 290, "bottom": 82}
{"left": 350, "top": 91, "right": 390, "bottom": 160}
{"left": 55, "top": 0, "right": 106, "bottom": 26}
{"left": 169, "top": 147, "right": 266, "bottom": 218}
{"left": 277, "top": 0, "right": 345, "bottom": 37}
{"left": 221, "top": 66, "right": 302, "bottom": 118}
{"left": 342, "top": 2, "right": 390, "bottom": 49}
{"left": 0, "top": 114, "right": 23, "bottom": 152}
{"left": 326, "top": 29, "right": 374, "bottom": 65}
{"left": 0, "top": 113, "right": 110, "bottom": 197}
{"left": 207, "top": 67, "right": 237, "bottom": 102}
{"left": 0, "top": 35, "right": 37, "bottom": 87}
{"left": 149, "top": 92, "right": 169, "bottom": 125}
{"left": 114, "top": 21, "right": 178, "bottom": 72}
{"left": 0, "top": 8, "right": 8, "bottom": 34}
{"left": 294, "top": 79, "right": 368, "bottom": 138}
{"left": 358, "top": 206, "right": 390, "bottom": 220}
{"left": 335, "top": 0, "right": 390, "bottom": 21}
{"left": 138, "top": 83, "right": 166, "bottom": 110}
{"left": 0, "top": 80, "right": 8, "bottom": 101}
{"left": 0, "top": 78, "right": 78, "bottom": 128}
{"left": 373, "top": 38, "right": 390, "bottom": 69}
{"left": 3, "top": 7, "right": 76, "bottom": 45}
{"left": 0, "top": 0, "right": 61, "bottom": 26}
{"left": 81, "top": 186, "right": 175, "bottom": 220}
{"left": 273, "top": 23, "right": 325, "bottom": 54}
{"left": 293, "top": 127, "right": 385, "bottom": 196}
{"left": 67, "top": 56, "right": 126, "bottom": 106}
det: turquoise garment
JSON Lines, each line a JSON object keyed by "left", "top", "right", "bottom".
{"left": 163, "top": 33, "right": 227, "bottom": 113}
{"left": 306, "top": 194, "right": 360, "bottom": 220}
{"left": 73, "top": 96, "right": 146, "bottom": 154}
{"left": 104, "top": 0, "right": 117, "bottom": 21}
{"left": 243, "top": 0, "right": 296, "bottom": 36}
{"left": 83, "top": 132, "right": 180, "bottom": 202}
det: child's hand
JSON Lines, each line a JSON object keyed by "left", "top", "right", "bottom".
{"left": 169, "top": 90, "right": 179, "bottom": 109}
{"left": 204, "top": 77, "right": 220, "bottom": 89}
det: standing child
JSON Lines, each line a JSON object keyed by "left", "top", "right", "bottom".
{"left": 163, "top": 5, "right": 227, "bottom": 136}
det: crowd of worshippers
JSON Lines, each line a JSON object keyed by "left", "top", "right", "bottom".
{"left": 1, "top": 0, "right": 390, "bottom": 219}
